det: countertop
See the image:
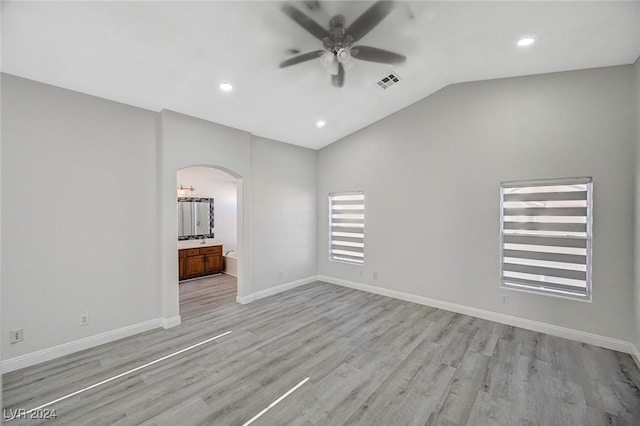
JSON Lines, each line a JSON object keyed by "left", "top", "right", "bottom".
{"left": 178, "top": 240, "right": 223, "bottom": 250}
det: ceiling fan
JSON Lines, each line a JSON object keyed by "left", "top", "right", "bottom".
{"left": 279, "top": 0, "right": 406, "bottom": 87}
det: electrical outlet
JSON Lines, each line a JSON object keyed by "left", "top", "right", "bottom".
{"left": 359, "top": 270, "right": 364, "bottom": 277}
{"left": 10, "top": 329, "right": 23, "bottom": 344}
{"left": 79, "top": 313, "right": 90, "bottom": 326}
{"left": 373, "top": 272, "right": 378, "bottom": 280}
{"left": 278, "top": 271, "right": 283, "bottom": 279}
{"left": 500, "top": 294, "right": 509, "bottom": 305}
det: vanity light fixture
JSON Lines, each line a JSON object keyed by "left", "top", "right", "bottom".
{"left": 178, "top": 185, "right": 196, "bottom": 195}
{"left": 517, "top": 37, "right": 535, "bottom": 47}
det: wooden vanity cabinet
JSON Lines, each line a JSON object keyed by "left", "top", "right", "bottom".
{"left": 179, "top": 249, "right": 186, "bottom": 279}
{"left": 201, "top": 246, "right": 222, "bottom": 274}
{"left": 179, "top": 245, "right": 223, "bottom": 281}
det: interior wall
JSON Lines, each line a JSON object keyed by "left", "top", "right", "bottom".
{"left": 1, "top": 74, "right": 160, "bottom": 360}
{"left": 0, "top": 76, "right": 320, "bottom": 367}
{"left": 159, "top": 112, "right": 319, "bottom": 316}
{"left": 634, "top": 56, "right": 640, "bottom": 353}
{"left": 318, "top": 65, "right": 636, "bottom": 342}
{"left": 159, "top": 110, "right": 252, "bottom": 321}
{"left": 250, "top": 136, "right": 317, "bottom": 293}
{"left": 0, "top": 10, "right": 4, "bottom": 404}
{"left": 177, "top": 166, "right": 237, "bottom": 251}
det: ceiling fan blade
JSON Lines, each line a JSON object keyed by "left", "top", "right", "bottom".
{"left": 331, "top": 63, "right": 345, "bottom": 87}
{"left": 282, "top": 4, "right": 330, "bottom": 41}
{"left": 351, "top": 46, "right": 406, "bottom": 64}
{"left": 279, "top": 50, "right": 325, "bottom": 68}
{"left": 347, "top": 1, "right": 396, "bottom": 42}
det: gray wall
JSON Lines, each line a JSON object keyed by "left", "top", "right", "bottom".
{"left": 158, "top": 110, "right": 252, "bottom": 323}
{"left": 158, "top": 112, "right": 318, "bottom": 319}
{"left": 635, "top": 57, "right": 640, "bottom": 352}
{"left": 0, "top": 30, "right": 4, "bottom": 407}
{"left": 2, "top": 62, "right": 638, "bottom": 366}
{"left": 1, "top": 75, "right": 319, "bottom": 364}
{"left": 1, "top": 74, "right": 160, "bottom": 359}
{"left": 250, "top": 136, "right": 317, "bottom": 292}
{"left": 318, "top": 65, "right": 636, "bottom": 342}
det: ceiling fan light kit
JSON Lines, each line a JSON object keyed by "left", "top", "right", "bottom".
{"left": 280, "top": 0, "right": 407, "bottom": 87}
{"left": 336, "top": 48, "right": 351, "bottom": 64}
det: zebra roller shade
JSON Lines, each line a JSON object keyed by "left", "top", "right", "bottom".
{"left": 329, "top": 192, "right": 365, "bottom": 264}
{"left": 500, "top": 178, "right": 592, "bottom": 299}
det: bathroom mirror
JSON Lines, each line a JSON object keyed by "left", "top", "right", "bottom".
{"left": 178, "top": 197, "right": 214, "bottom": 240}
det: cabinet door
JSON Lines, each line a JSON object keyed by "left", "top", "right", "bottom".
{"left": 185, "top": 255, "right": 205, "bottom": 277}
{"left": 179, "top": 257, "right": 186, "bottom": 281}
{"left": 204, "top": 254, "right": 222, "bottom": 273}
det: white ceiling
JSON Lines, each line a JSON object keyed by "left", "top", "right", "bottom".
{"left": 2, "top": 1, "right": 639, "bottom": 149}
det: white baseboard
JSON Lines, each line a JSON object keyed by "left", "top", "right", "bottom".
{"left": 632, "top": 343, "right": 640, "bottom": 369}
{"left": 161, "top": 315, "right": 181, "bottom": 329}
{"left": 318, "top": 275, "right": 636, "bottom": 356}
{"left": 1, "top": 319, "right": 162, "bottom": 373}
{"left": 237, "top": 275, "right": 318, "bottom": 304}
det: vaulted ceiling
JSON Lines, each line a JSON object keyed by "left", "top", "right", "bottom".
{"left": 2, "top": 1, "right": 639, "bottom": 149}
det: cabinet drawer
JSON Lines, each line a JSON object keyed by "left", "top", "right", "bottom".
{"left": 200, "top": 246, "right": 222, "bottom": 255}
{"left": 185, "top": 249, "right": 200, "bottom": 257}
{"left": 178, "top": 250, "right": 187, "bottom": 258}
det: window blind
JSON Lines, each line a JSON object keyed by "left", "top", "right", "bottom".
{"left": 500, "top": 178, "right": 592, "bottom": 299}
{"left": 329, "top": 192, "right": 365, "bottom": 264}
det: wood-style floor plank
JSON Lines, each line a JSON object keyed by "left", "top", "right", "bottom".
{"left": 3, "top": 276, "right": 640, "bottom": 425}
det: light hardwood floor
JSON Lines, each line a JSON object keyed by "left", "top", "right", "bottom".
{"left": 3, "top": 277, "right": 640, "bottom": 425}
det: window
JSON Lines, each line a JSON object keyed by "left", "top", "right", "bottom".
{"left": 500, "top": 177, "right": 592, "bottom": 300}
{"left": 329, "top": 192, "right": 365, "bottom": 264}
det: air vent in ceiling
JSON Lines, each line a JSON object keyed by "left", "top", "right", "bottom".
{"left": 376, "top": 73, "right": 401, "bottom": 90}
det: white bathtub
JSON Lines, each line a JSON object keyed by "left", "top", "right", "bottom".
{"left": 224, "top": 251, "right": 237, "bottom": 277}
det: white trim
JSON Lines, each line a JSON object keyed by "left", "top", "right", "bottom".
{"left": 631, "top": 342, "right": 640, "bottom": 369}
{"left": 161, "top": 315, "right": 181, "bottom": 329}
{"left": 236, "top": 276, "right": 318, "bottom": 305}
{"left": 318, "top": 275, "right": 635, "bottom": 355}
{"left": 1, "top": 319, "right": 162, "bottom": 373}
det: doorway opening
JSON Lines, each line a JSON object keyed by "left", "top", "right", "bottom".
{"left": 176, "top": 166, "right": 238, "bottom": 318}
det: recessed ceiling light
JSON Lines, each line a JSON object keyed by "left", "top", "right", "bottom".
{"left": 517, "top": 37, "right": 535, "bottom": 47}
{"left": 219, "top": 82, "right": 233, "bottom": 92}
{"left": 316, "top": 120, "right": 326, "bottom": 128}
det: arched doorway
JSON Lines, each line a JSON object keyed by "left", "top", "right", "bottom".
{"left": 159, "top": 161, "right": 248, "bottom": 329}
{"left": 177, "top": 166, "right": 239, "bottom": 315}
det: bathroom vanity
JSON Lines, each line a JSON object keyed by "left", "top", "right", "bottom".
{"left": 177, "top": 195, "right": 221, "bottom": 281}
{"left": 178, "top": 243, "right": 223, "bottom": 281}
